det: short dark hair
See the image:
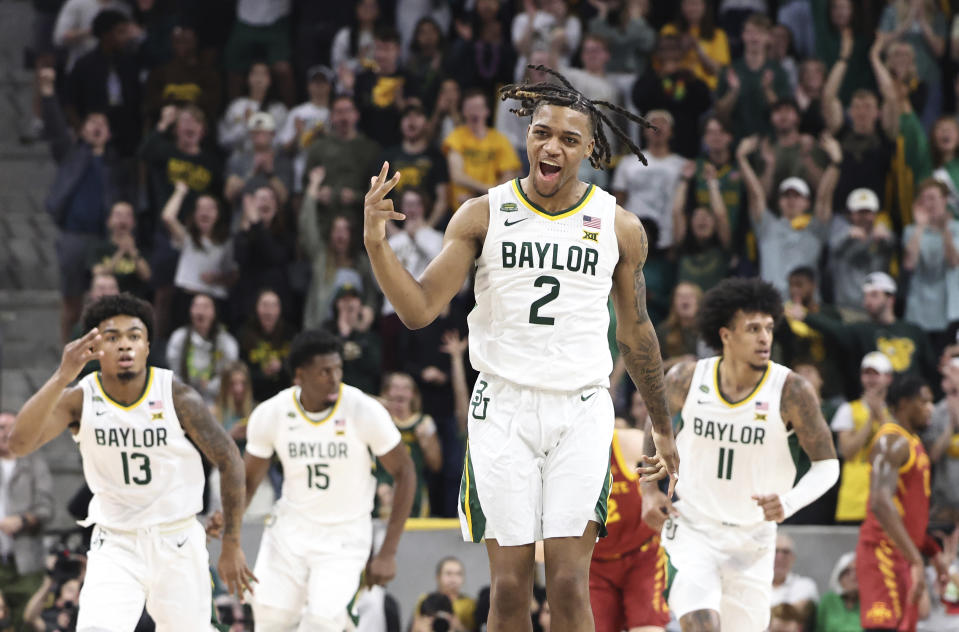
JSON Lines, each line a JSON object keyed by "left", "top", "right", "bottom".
{"left": 772, "top": 97, "right": 800, "bottom": 114}
{"left": 288, "top": 329, "right": 343, "bottom": 372}
{"left": 745, "top": 12, "right": 771, "bottom": 30}
{"left": 92, "top": 9, "right": 130, "bottom": 40}
{"left": 332, "top": 94, "right": 356, "bottom": 109}
{"left": 699, "top": 278, "right": 783, "bottom": 351}
{"left": 374, "top": 25, "right": 400, "bottom": 44}
{"left": 788, "top": 266, "right": 816, "bottom": 282}
{"left": 887, "top": 374, "right": 927, "bottom": 408}
{"left": 82, "top": 293, "right": 155, "bottom": 342}
{"left": 462, "top": 88, "right": 489, "bottom": 108}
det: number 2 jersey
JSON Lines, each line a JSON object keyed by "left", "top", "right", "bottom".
{"left": 676, "top": 357, "right": 800, "bottom": 526}
{"left": 468, "top": 178, "right": 620, "bottom": 391}
{"left": 75, "top": 367, "right": 205, "bottom": 529}
{"left": 245, "top": 384, "right": 402, "bottom": 525}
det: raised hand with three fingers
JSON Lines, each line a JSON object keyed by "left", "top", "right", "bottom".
{"left": 363, "top": 162, "right": 405, "bottom": 245}
{"left": 59, "top": 328, "right": 104, "bottom": 383}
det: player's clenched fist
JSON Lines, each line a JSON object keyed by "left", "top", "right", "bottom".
{"left": 363, "top": 161, "right": 405, "bottom": 245}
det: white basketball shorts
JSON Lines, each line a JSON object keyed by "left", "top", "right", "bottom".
{"left": 458, "top": 372, "right": 615, "bottom": 546}
{"left": 661, "top": 501, "right": 777, "bottom": 632}
{"left": 76, "top": 517, "right": 212, "bottom": 632}
{"left": 251, "top": 510, "right": 371, "bottom": 631}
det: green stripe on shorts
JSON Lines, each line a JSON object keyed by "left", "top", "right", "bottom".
{"left": 346, "top": 575, "right": 363, "bottom": 626}
{"left": 593, "top": 458, "right": 613, "bottom": 538}
{"left": 459, "top": 443, "right": 487, "bottom": 542}
{"left": 664, "top": 548, "right": 677, "bottom": 603}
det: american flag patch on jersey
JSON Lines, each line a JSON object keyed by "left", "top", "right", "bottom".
{"left": 148, "top": 400, "right": 162, "bottom": 411}
{"left": 755, "top": 401, "right": 769, "bottom": 411}
{"left": 583, "top": 215, "right": 601, "bottom": 229}
{"left": 335, "top": 418, "right": 346, "bottom": 435}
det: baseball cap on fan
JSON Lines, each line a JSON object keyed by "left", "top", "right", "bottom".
{"left": 247, "top": 112, "right": 276, "bottom": 132}
{"left": 307, "top": 65, "right": 335, "bottom": 84}
{"left": 862, "top": 271, "right": 897, "bottom": 296}
{"left": 779, "top": 177, "right": 810, "bottom": 198}
{"left": 860, "top": 351, "right": 893, "bottom": 375}
{"left": 847, "top": 188, "right": 879, "bottom": 213}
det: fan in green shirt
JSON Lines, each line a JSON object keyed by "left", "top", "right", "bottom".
{"left": 816, "top": 552, "right": 862, "bottom": 632}
{"left": 788, "top": 271, "right": 938, "bottom": 397}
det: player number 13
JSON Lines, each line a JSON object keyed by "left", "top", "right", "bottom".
{"left": 121, "top": 451, "right": 152, "bottom": 485}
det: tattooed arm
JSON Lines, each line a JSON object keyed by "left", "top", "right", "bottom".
{"left": 639, "top": 361, "right": 695, "bottom": 530}
{"left": 173, "top": 380, "right": 256, "bottom": 596}
{"left": 752, "top": 372, "right": 839, "bottom": 522}
{"left": 611, "top": 207, "right": 678, "bottom": 495}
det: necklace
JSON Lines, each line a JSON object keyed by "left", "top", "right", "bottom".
{"left": 474, "top": 41, "right": 500, "bottom": 79}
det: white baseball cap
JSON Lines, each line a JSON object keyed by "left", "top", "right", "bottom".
{"left": 861, "top": 351, "right": 893, "bottom": 374}
{"left": 779, "top": 177, "right": 811, "bottom": 198}
{"left": 862, "top": 271, "right": 897, "bottom": 295}
{"left": 247, "top": 112, "right": 276, "bottom": 132}
{"left": 847, "top": 188, "right": 880, "bottom": 212}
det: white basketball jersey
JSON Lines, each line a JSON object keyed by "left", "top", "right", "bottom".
{"left": 469, "top": 178, "right": 619, "bottom": 391}
{"left": 675, "top": 357, "right": 799, "bottom": 526}
{"left": 76, "top": 368, "right": 205, "bottom": 529}
{"left": 244, "top": 384, "right": 402, "bottom": 525}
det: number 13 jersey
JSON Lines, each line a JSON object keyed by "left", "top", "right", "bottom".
{"left": 76, "top": 367, "right": 205, "bottom": 529}
{"left": 676, "top": 357, "right": 798, "bottom": 526}
{"left": 245, "top": 384, "right": 401, "bottom": 525}
{"left": 469, "top": 178, "right": 620, "bottom": 391}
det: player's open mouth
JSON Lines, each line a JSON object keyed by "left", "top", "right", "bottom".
{"left": 118, "top": 355, "right": 134, "bottom": 367}
{"left": 539, "top": 161, "right": 561, "bottom": 181}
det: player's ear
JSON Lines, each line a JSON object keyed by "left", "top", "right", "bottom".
{"left": 719, "top": 326, "right": 731, "bottom": 346}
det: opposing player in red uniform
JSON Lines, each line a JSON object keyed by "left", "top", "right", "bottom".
{"left": 857, "top": 375, "right": 951, "bottom": 632}
{"left": 589, "top": 427, "right": 670, "bottom": 632}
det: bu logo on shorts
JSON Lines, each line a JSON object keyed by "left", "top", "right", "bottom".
{"left": 471, "top": 381, "right": 490, "bottom": 420}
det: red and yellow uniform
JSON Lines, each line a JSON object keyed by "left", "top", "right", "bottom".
{"left": 857, "top": 423, "right": 935, "bottom": 632}
{"left": 589, "top": 431, "right": 670, "bottom": 632}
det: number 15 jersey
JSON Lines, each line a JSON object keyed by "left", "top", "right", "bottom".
{"left": 245, "top": 384, "right": 401, "bottom": 525}
{"left": 468, "top": 178, "right": 620, "bottom": 392}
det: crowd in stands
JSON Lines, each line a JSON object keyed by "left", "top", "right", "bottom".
{"left": 5, "top": 0, "right": 959, "bottom": 629}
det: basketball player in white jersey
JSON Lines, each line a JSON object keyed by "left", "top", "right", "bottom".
{"left": 242, "top": 329, "right": 416, "bottom": 631}
{"left": 639, "top": 278, "right": 839, "bottom": 632}
{"left": 363, "top": 66, "right": 679, "bottom": 632}
{"left": 8, "top": 294, "right": 255, "bottom": 631}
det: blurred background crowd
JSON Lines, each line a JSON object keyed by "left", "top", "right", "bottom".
{"left": 2, "top": 0, "right": 959, "bottom": 630}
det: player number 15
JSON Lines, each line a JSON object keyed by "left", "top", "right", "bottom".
{"left": 306, "top": 463, "right": 330, "bottom": 490}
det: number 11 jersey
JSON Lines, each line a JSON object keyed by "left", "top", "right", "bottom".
{"left": 468, "top": 178, "right": 620, "bottom": 392}
{"left": 245, "top": 384, "right": 401, "bottom": 525}
{"left": 676, "top": 357, "right": 798, "bottom": 526}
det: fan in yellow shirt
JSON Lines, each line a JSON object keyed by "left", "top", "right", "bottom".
{"left": 442, "top": 89, "right": 521, "bottom": 210}
{"left": 660, "top": 0, "right": 731, "bottom": 90}
{"left": 414, "top": 557, "right": 478, "bottom": 631}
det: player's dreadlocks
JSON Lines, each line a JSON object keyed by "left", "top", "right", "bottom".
{"left": 499, "top": 65, "right": 655, "bottom": 169}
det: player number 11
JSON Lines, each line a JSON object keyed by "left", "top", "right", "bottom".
{"left": 717, "top": 447, "right": 734, "bottom": 480}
